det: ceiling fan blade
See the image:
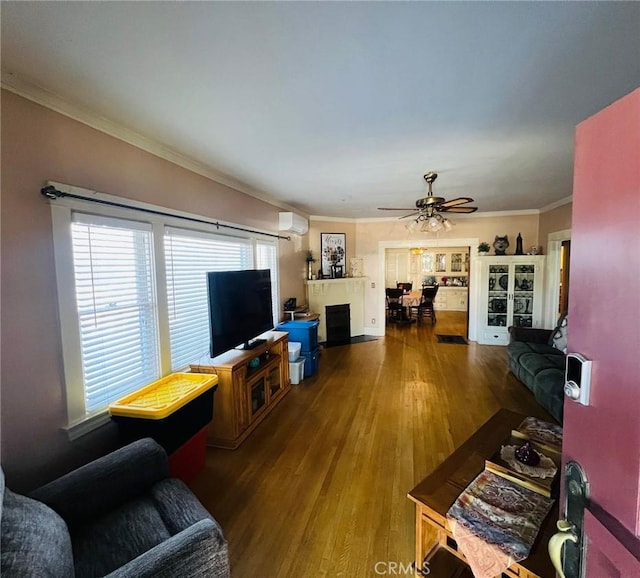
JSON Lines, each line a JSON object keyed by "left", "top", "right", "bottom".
{"left": 378, "top": 172, "right": 480, "bottom": 217}
{"left": 439, "top": 206, "right": 478, "bottom": 214}
{"left": 439, "top": 197, "right": 475, "bottom": 208}
{"left": 397, "top": 211, "right": 419, "bottom": 219}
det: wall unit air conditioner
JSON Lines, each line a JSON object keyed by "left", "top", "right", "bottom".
{"left": 278, "top": 212, "right": 309, "bottom": 235}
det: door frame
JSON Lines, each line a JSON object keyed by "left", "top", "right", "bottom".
{"left": 544, "top": 229, "right": 571, "bottom": 328}
{"left": 377, "top": 238, "right": 480, "bottom": 339}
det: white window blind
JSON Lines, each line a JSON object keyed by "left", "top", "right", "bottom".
{"left": 255, "top": 240, "right": 279, "bottom": 324}
{"left": 71, "top": 214, "right": 160, "bottom": 413}
{"left": 164, "top": 227, "right": 252, "bottom": 369}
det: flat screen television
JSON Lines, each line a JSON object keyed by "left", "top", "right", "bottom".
{"left": 207, "top": 269, "right": 274, "bottom": 358}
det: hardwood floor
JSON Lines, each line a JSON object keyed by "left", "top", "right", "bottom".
{"left": 189, "top": 312, "right": 554, "bottom": 577}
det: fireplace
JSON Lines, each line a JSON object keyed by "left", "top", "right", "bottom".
{"left": 325, "top": 304, "right": 350, "bottom": 344}
{"left": 306, "top": 278, "right": 366, "bottom": 343}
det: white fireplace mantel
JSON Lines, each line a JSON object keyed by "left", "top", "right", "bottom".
{"left": 305, "top": 277, "right": 366, "bottom": 342}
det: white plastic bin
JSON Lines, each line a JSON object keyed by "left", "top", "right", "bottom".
{"left": 288, "top": 342, "right": 302, "bottom": 362}
{"left": 289, "top": 357, "right": 305, "bottom": 385}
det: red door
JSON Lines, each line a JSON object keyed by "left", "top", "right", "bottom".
{"left": 559, "top": 88, "right": 640, "bottom": 574}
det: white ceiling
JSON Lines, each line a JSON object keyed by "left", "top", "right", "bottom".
{"left": 2, "top": 2, "right": 639, "bottom": 218}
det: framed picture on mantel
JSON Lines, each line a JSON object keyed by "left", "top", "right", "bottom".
{"left": 320, "top": 233, "right": 346, "bottom": 278}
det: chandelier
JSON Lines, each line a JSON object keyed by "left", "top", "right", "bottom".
{"left": 405, "top": 209, "right": 453, "bottom": 233}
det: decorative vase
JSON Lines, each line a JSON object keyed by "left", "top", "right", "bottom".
{"left": 350, "top": 257, "right": 363, "bottom": 278}
{"left": 515, "top": 441, "right": 540, "bottom": 466}
{"left": 306, "top": 261, "right": 314, "bottom": 280}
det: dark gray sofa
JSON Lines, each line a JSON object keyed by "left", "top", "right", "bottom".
{"left": 1, "top": 438, "right": 230, "bottom": 578}
{"left": 507, "top": 314, "right": 568, "bottom": 423}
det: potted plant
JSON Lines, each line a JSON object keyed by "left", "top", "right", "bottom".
{"left": 478, "top": 242, "right": 490, "bottom": 256}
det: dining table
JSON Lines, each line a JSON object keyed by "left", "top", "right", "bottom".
{"left": 402, "top": 290, "right": 424, "bottom": 308}
{"left": 387, "top": 289, "right": 418, "bottom": 324}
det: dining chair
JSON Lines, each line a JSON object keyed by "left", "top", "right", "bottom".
{"left": 396, "top": 282, "right": 413, "bottom": 293}
{"left": 411, "top": 284, "right": 439, "bottom": 324}
{"left": 385, "top": 288, "right": 405, "bottom": 322}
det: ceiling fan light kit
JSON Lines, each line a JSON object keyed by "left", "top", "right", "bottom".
{"left": 405, "top": 212, "right": 453, "bottom": 234}
{"left": 422, "top": 214, "right": 453, "bottom": 233}
{"left": 380, "top": 172, "right": 477, "bottom": 234}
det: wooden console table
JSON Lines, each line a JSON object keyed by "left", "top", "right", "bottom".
{"left": 408, "top": 409, "right": 558, "bottom": 578}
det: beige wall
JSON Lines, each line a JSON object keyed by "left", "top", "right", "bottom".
{"left": 0, "top": 89, "right": 568, "bottom": 489}
{"left": 308, "top": 212, "right": 543, "bottom": 332}
{"left": 307, "top": 219, "right": 357, "bottom": 278}
{"left": 354, "top": 214, "right": 539, "bottom": 258}
{"left": 538, "top": 202, "right": 572, "bottom": 253}
{"left": 0, "top": 90, "right": 306, "bottom": 489}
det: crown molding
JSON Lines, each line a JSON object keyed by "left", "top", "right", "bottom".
{"left": 311, "top": 209, "right": 540, "bottom": 223}
{"left": 539, "top": 195, "right": 573, "bottom": 213}
{"left": 309, "top": 215, "right": 358, "bottom": 223}
{"left": 1, "top": 73, "right": 300, "bottom": 214}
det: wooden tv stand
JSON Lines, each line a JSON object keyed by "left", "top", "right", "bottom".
{"left": 408, "top": 409, "right": 558, "bottom": 578}
{"left": 190, "top": 331, "right": 290, "bottom": 449}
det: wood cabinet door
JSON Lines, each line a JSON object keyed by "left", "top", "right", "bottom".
{"left": 246, "top": 371, "right": 267, "bottom": 419}
{"left": 234, "top": 367, "right": 250, "bottom": 433}
{"left": 267, "top": 365, "right": 282, "bottom": 401}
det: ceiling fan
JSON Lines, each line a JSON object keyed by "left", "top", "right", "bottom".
{"left": 378, "top": 172, "right": 478, "bottom": 219}
{"left": 378, "top": 172, "right": 478, "bottom": 233}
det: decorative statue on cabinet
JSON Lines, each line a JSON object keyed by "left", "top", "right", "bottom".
{"left": 493, "top": 235, "right": 510, "bottom": 256}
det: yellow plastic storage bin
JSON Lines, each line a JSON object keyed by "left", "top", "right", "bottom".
{"left": 109, "top": 373, "right": 218, "bottom": 455}
{"left": 109, "top": 373, "right": 218, "bottom": 419}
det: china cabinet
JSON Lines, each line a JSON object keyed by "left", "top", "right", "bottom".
{"left": 420, "top": 249, "right": 469, "bottom": 288}
{"left": 386, "top": 248, "right": 469, "bottom": 290}
{"left": 477, "top": 256, "right": 545, "bottom": 345}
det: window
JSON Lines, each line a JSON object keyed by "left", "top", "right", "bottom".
{"left": 165, "top": 227, "right": 252, "bottom": 370}
{"left": 51, "top": 188, "right": 280, "bottom": 435}
{"left": 70, "top": 214, "right": 160, "bottom": 414}
{"left": 255, "top": 240, "right": 279, "bottom": 324}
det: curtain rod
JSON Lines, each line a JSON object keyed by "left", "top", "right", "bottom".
{"left": 40, "top": 185, "right": 292, "bottom": 241}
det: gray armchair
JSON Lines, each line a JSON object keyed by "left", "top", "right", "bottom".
{"left": 1, "top": 438, "right": 230, "bottom": 578}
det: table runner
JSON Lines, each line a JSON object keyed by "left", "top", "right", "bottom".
{"left": 517, "top": 416, "right": 563, "bottom": 447}
{"left": 446, "top": 469, "right": 554, "bottom": 578}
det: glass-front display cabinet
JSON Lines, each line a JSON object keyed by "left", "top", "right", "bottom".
{"left": 478, "top": 256, "right": 545, "bottom": 345}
